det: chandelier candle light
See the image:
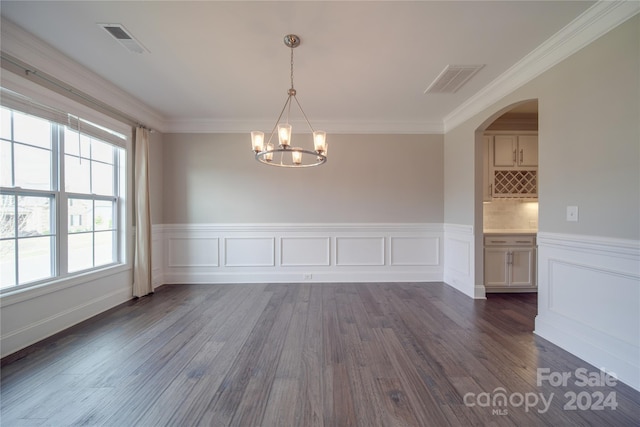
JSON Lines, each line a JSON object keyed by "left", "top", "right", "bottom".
{"left": 251, "top": 34, "right": 327, "bottom": 167}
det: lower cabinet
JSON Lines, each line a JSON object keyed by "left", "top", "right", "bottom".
{"left": 484, "top": 234, "right": 536, "bottom": 292}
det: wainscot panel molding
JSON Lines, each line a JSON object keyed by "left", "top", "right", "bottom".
{"left": 535, "top": 232, "right": 640, "bottom": 392}
{"left": 154, "top": 223, "right": 444, "bottom": 284}
{"left": 280, "top": 237, "right": 330, "bottom": 267}
{"left": 224, "top": 237, "right": 275, "bottom": 267}
{"left": 336, "top": 237, "right": 385, "bottom": 266}
{"left": 443, "top": 224, "right": 482, "bottom": 299}
{"left": 168, "top": 237, "right": 220, "bottom": 267}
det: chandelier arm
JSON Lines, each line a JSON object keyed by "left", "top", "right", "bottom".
{"left": 292, "top": 95, "right": 315, "bottom": 133}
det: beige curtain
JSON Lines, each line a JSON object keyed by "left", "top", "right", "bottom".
{"left": 133, "top": 127, "right": 153, "bottom": 297}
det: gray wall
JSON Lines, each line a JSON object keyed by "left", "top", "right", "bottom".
{"left": 445, "top": 15, "right": 639, "bottom": 241}
{"left": 149, "top": 130, "right": 164, "bottom": 225}
{"left": 536, "top": 16, "right": 639, "bottom": 239}
{"left": 161, "top": 133, "right": 444, "bottom": 224}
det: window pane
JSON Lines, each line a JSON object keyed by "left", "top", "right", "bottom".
{"left": 68, "top": 198, "right": 93, "bottom": 233}
{"left": 68, "top": 232, "right": 92, "bottom": 273}
{"left": 1, "top": 107, "right": 11, "bottom": 140}
{"left": 14, "top": 144, "right": 51, "bottom": 190}
{"left": 13, "top": 111, "right": 51, "bottom": 149}
{"left": 92, "top": 140, "right": 113, "bottom": 164}
{"left": 92, "top": 162, "right": 114, "bottom": 196}
{"left": 95, "top": 230, "right": 114, "bottom": 266}
{"left": 18, "top": 236, "right": 53, "bottom": 284}
{"left": 94, "top": 200, "right": 114, "bottom": 231}
{"left": 1, "top": 140, "right": 12, "bottom": 187}
{"left": 0, "top": 239, "right": 16, "bottom": 288}
{"left": 1, "top": 194, "right": 15, "bottom": 238}
{"left": 18, "top": 196, "right": 51, "bottom": 236}
{"left": 64, "top": 129, "right": 91, "bottom": 158}
{"left": 65, "top": 155, "right": 91, "bottom": 194}
{"left": 1, "top": 102, "right": 125, "bottom": 286}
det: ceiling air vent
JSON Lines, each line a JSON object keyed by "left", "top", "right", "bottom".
{"left": 98, "top": 23, "right": 148, "bottom": 54}
{"left": 424, "top": 64, "right": 484, "bottom": 94}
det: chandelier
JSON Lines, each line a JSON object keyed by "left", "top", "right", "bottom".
{"left": 251, "top": 34, "right": 327, "bottom": 167}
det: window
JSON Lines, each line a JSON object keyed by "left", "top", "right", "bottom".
{"left": 0, "top": 92, "right": 127, "bottom": 291}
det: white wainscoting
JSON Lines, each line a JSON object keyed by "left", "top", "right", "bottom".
{"left": 151, "top": 227, "right": 164, "bottom": 289}
{"left": 443, "top": 224, "right": 483, "bottom": 299}
{"left": 153, "top": 223, "right": 443, "bottom": 285}
{"left": 0, "top": 266, "right": 132, "bottom": 358}
{"left": 535, "top": 232, "right": 640, "bottom": 391}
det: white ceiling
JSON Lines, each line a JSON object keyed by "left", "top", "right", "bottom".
{"left": 1, "top": 1, "right": 599, "bottom": 133}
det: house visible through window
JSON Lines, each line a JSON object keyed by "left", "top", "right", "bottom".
{"left": 0, "top": 93, "right": 127, "bottom": 291}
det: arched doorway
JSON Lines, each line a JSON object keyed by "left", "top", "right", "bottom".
{"left": 475, "top": 100, "right": 539, "bottom": 317}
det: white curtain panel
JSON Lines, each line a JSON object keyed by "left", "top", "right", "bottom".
{"left": 133, "top": 127, "right": 153, "bottom": 297}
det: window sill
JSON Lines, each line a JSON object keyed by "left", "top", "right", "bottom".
{"left": 0, "top": 263, "right": 131, "bottom": 308}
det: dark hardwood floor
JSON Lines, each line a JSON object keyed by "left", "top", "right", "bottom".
{"left": 1, "top": 283, "right": 639, "bottom": 426}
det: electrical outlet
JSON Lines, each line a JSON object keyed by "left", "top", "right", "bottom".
{"left": 303, "top": 273, "right": 312, "bottom": 280}
{"left": 566, "top": 206, "right": 579, "bottom": 222}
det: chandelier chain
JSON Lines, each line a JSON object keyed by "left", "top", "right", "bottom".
{"left": 290, "top": 47, "right": 295, "bottom": 90}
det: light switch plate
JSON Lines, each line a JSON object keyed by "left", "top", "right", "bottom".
{"left": 566, "top": 206, "right": 579, "bottom": 222}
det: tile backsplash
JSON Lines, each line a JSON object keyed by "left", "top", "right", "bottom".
{"left": 483, "top": 200, "right": 538, "bottom": 230}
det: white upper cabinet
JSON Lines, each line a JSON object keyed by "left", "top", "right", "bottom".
{"left": 492, "top": 134, "right": 538, "bottom": 168}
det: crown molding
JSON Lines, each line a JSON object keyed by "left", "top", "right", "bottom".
{"left": 443, "top": 0, "right": 640, "bottom": 133}
{"left": 165, "top": 118, "right": 444, "bottom": 134}
{"left": 0, "top": 17, "right": 167, "bottom": 132}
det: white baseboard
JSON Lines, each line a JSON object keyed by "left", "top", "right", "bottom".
{"left": 535, "top": 232, "right": 640, "bottom": 391}
{"left": 162, "top": 271, "right": 443, "bottom": 285}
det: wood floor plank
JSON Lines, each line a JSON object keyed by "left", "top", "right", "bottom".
{"left": 295, "top": 284, "right": 325, "bottom": 427}
{"left": 322, "top": 285, "right": 357, "bottom": 427}
{"left": 149, "top": 284, "right": 274, "bottom": 426}
{"left": 261, "top": 284, "right": 311, "bottom": 426}
{"left": 374, "top": 327, "right": 451, "bottom": 426}
{"left": 86, "top": 287, "right": 250, "bottom": 425}
{"left": 192, "top": 285, "right": 292, "bottom": 426}
{"left": 2, "top": 282, "right": 639, "bottom": 426}
{"left": 112, "top": 284, "right": 264, "bottom": 426}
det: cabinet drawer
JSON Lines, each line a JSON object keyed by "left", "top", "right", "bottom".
{"left": 484, "top": 235, "right": 535, "bottom": 246}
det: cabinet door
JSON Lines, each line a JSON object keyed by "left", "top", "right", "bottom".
{"left": 510, "top": 248, "right": 535, "bottom": 287}
{"left": 517, "top": 135, "right": 538, "bottom": 167}
{"left": 484, "top": 248, "right": 509, "bottom": 287}
{"left": 493, "top": 135, "right": 516, "bottom": 167}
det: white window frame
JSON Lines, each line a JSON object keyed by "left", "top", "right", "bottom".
{"left": 0, "top": 86, "right": 131, "bottom": 295}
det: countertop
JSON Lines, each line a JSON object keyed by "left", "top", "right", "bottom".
{"left": 483, "top": 229, "right": 537, "bottom": 235}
